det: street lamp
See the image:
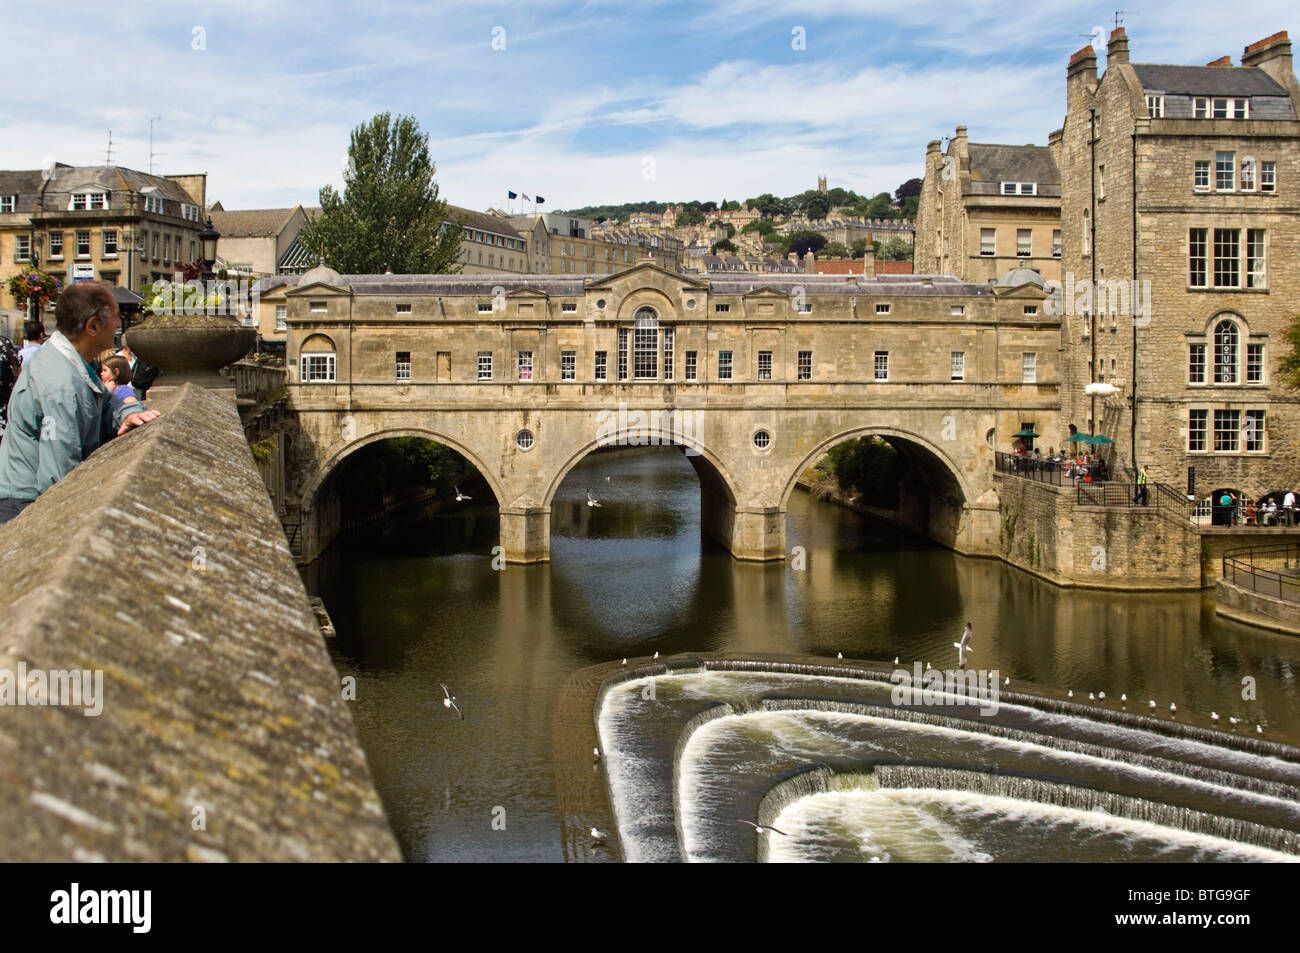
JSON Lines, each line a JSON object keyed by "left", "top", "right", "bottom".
{"left": 199, "top": 217, "right": 220, "bottom": 281}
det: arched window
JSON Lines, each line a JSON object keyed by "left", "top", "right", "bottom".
{"left": 633, "top": 307, "right": 659, "bottom": 380}
{"left": 299, "top": 333, "right": 337, "bottom": 383}
{"left": 1213, "top": 319, "right": 1238, "bottom": 384}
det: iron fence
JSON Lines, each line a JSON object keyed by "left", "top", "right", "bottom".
{"left": 1222, "top": 542, "right": 1300, "bottom": 603}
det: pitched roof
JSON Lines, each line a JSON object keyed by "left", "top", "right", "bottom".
{"left": 0, "top": 170, "right": 45, "bottom": 213}
{"left": 967, "top": 144, "right": 1061, "bottom": 187}
{"left": 209, "top": 207, "right": 301, "bottom": 238}
{"left": 446, "top": 204, "right": 527, "bottom": 238}
{"left": 1131, "top": 64, "right": 1289, "bottom": 96}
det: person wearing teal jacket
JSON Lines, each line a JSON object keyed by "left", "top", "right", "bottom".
{"left": 0, "top": 281, "right": 159, "bottom": 525}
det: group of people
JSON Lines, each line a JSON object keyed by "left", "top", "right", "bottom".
{"left": 1215, "top": 490, "right": 1298, "bottom": 527}
{"left": 1012, "top": 445, "right": 1111, "bottom": 483}
{"left": 0, "top": 281, "right": 161, "bottom": 526}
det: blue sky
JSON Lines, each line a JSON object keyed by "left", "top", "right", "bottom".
{"left": 1, "top": 1, "right": 1296, "bottom": 212}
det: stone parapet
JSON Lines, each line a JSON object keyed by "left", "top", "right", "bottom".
{"left": 0, "top": 384, "right": 399, "bottom": 861}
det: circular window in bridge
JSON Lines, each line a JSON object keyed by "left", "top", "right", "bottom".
{"left": 753, "top": 429, "right": 772, "bottom": 451}
{"left": 516, "top": 430, "right": 535, "bottom": 451}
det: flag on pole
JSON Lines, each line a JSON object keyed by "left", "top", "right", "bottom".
{"left": 535, "top": 196, "right": 545, "bottom": 205}
{"left": 507, "top": 191, "right": 517, "bottom": 199}
{"left": 521, "top": 193, "right": 531, "bottom": 201}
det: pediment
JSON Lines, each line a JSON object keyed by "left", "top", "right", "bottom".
{"left": 583, "top": 260, "right": 707, "bottom": 292}
{"left": 286, "top": 280, "right": 351, "bottom": 296}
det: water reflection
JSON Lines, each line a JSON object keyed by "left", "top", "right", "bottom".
{"left": 308, "top": 446, "right": 1300, "bottom": 861}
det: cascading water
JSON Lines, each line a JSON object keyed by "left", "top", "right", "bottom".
{"left": 593, "top": 660, "right": 1300, "bottom": 863}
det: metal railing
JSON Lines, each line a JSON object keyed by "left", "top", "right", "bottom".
{"left": 994, "top": 451, "right": 1068, "bottom": 486}
{"left": 1076, "top": 482, "right": 1140, "bottom": 506}
{"left": 1222, "top": 542, "right": 1300, "bottom": 602}
{"left": 1154, "top": 482, "right": 1194, "bottom": 522}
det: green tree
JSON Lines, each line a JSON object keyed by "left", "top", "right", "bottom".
{"left": 711, "top": 238, "right": 737, "bottom": 254}
{"left": 825, "top": 437, "right": 900, "bottom": 507}
{"left": 874, "top": 236, "right": 914, "bottom": 261}
{"left": 675, "top": 207, "right": 706, "bottom": 227}
{"left": 822, "top": 241, "right": 850, "bottom": 258}
{"left": 894, "top": 178, "right": 923, "bottom": 202}
{"left": 851, "top": 238, "right": 869, "bottom": 259}
{"left": 741, "top": 218, "right": 776, "bottom": 238}
{"left": 300, "top": 112, "right": 462, "bottom": 274}
{"left": 785, "top": 231, "right": 827, "bottom": 258}
{"left": 1279, "top": 315, "right": 1300, "bottom": 388}
{"left": 721, "top": 200, "right": 741, "bottom": 211}
{"left": 803, "top": 192, "right": 831, "bottom": 220}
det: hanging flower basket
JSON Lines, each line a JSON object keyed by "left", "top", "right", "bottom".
{"left": 7, "top": 269, "right": 61, "bottom": 310}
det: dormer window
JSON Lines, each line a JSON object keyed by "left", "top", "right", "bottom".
{"left": 1146, "top": 94, "right": 1165, "bottom": 117}
{"left": 0, "top": 195, "right": 16, "bottom": 212}
{"left": 142, "top": 192, "right": 164, "bottom": 215}
{"left": 1001, "top": 182, "right": 1037, "bottom": 196}
{"left": 181, "top": 203, "right": 201, "bottom": 222}
{"left": 70, "top": 190, "right": 109, "bottom": 211}
{"left": 1194, "top": 97, "right": 1249, "bottom": 119}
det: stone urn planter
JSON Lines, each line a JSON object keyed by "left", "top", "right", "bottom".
{"left": 125, "top": 309, "right": 256, "bottom": 392}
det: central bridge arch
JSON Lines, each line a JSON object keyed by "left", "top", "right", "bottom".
{"left": 783, "top": 425, "right": 974, "bottom": 550}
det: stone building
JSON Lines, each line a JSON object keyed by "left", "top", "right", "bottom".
{"left": 448, "top": 205, "right": 532, "bottom": 274}
{"left": 1058, "top": 28, "right": 1300, "bottom": 503}
{"left": 208, "top": 204, "right": 317, "bottom": 277}
{"left": 0, "top": 162, "right": 207, "bottom": 307}
{"left": 914, "top": 126, "right": 1062, "bottom": 283}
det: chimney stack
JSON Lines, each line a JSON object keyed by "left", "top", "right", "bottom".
{"left": 1242, "top": 32, "right": 1296, "bottom": 99}
{"left": 1206, "top": 56, "right": 1232, "bottom": 67}
{"left": 1067, "top": 44, "right": 1098, "bottom": 102}
{"left": 1106, "top": 27, "right": 1129, "bottom": 65}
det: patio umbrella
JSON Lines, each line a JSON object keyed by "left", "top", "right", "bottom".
{"left": 1012, "top": 429, "right": 1040, "bottom": 438}
{"left": 1063, "top": 433, "right": 1091, "bottom": 443}
{"left": 1087, "top": 434, "right": 1114, "bottom": 445}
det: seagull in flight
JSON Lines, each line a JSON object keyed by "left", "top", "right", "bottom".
{"left": 586, "top": 490, "right": 602, "bottom": 507}
{"left": 953, "top": 622, "right": 972, "bottom": 670}
{"left": 438, "top": 682, "right": 464, "bottom": 720}
{"left": 454, "top": 486, "right": 472, "bottom": 502}
{"left": 737, "top": 819, "right": 788, "bottom": 836}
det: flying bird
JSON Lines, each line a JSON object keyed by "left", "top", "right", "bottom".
{"left": 953, "top": 622, "right": 972, "bottom": 669}
{"left": 737, "top": 819, "right": 788, "bottom": 836}
{"left": 586, "top": 490, "right": 602, "bottom": 508}
{"left": 454, "top": 486, "right": 471, "bottom": 501}
{"left": 438, "top": 682, "right": 464, "bottom": 720}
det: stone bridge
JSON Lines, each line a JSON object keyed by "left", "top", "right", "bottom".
{"left": 271, "top": 263, "right": 1064, "bottom": 563}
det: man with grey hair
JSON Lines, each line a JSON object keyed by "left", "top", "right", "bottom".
{"left": 0, "top": 281, "right": 160, "bottom": 525}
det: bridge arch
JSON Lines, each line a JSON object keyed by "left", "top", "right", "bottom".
{"left": 781, "top": 425, "right": 972, "bottom": 509}
{"left": 543, "top": 429, "right": 739, "bottom": 510}
{"left": 302, "top": 426, "right": 506, "bottom": 511}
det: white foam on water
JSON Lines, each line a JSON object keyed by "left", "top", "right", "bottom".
{"left": 769, "top": 788, "right": 1300, "bottom": 864}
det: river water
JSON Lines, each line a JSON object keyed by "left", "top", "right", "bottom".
{"left": 306, "top": 447, "right": 1300, "bottom": 862}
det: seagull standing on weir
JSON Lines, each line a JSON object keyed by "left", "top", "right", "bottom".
{"left": 951, "top": 624, "right": 972, "bottom": 670}
{"left": 454, "top": 486, "right": 471, "bottom": 502}
{"left": 590, "top": 828, "right": 607, "bottom": 844}
{"left": 438, "top": 682, "right": 464, "bottom": 720}
{"left": 586, "top": 490, "right": 602, "bottom": 507}
{"left": 737, "top": 819, "right": 788, "bottom": 837}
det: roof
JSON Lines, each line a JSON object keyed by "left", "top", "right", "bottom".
{"left": 874, "top": 261, "right": 914, "bottom": 275}
{"left": 258, "top": 271, "right": 983, "bottom": 297}
{"left": 446, "top": 205, "right": 526, "bottom": 238}
{"left": 0, "top": 170, "right": 45, "bottom": 213}
{"left": 1131, "top": 64, "right": 1289, "bottom": 96}
{"left": 209, "top": 207, "right": 301, "bottom": 238}
{"left": 993, "top": 267, "right": 1047, "bottom": 288}
{"left": 277, "top": 236, "right": 315, "bottom": 273}
{"left": 967, "top": 144, "right": 1061, "bottom": 187}
{"left": 814, "top": 260, "right": 866, "bottom": 275}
